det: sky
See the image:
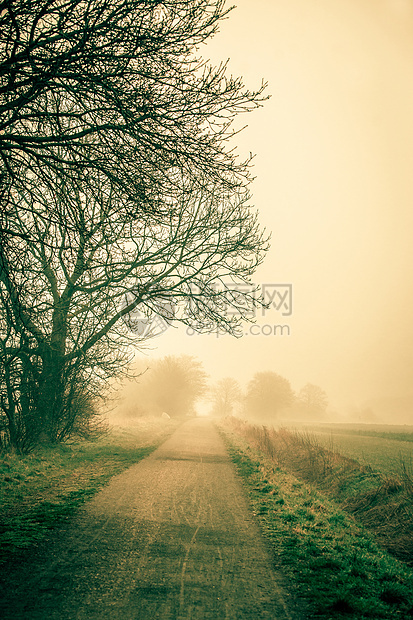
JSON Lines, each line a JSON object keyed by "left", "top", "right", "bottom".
{"left": 134, "top": 0, "right": 413, "bottom": 421}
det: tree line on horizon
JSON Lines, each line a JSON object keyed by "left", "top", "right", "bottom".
{"left": 111, "top": 354, "right": 329, "bottom": 423}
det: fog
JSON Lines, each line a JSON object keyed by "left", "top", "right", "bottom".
{"left": 128, "top": 1, "right": 413, "bottom": 424}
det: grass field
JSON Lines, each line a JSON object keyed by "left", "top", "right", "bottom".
{"left": 220, "top": 418, "right": 413, "bottom": 619}
{"left": 299, "top": 424, "right": 413, "bottom": 477}
{"left": 226, "top": 419, "right": 413, "bottom": 561}
{"left": 0, "top": 417, "right": 180, "bottom": 566}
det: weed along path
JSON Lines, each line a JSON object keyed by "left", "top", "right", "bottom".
{"left": 0, "top": 418, "right": 302, "bottom": 620}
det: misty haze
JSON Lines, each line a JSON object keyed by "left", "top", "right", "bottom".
{"left": 1, "top": 1, "right": 413, "bottom": 619}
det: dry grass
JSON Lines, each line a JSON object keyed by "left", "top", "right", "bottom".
{"left": 225, "top": 416, "right": 413, "bottom": 565}
{"left": 219, "top": 423, "right": 413, "bottom": 620}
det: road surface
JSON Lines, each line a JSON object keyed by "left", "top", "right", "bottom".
{"left": 0, "top": 418, "right": 304, "bottom": 619}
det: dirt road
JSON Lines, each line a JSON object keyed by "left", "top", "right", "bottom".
{"left": 0, "top": 418, "right": 303, "bottom": 619}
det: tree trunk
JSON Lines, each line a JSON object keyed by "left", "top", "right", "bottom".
{"left": 37, "top": 348, "right": 66, "bottom": 443}
{"left": 37, "top": 305, "right": 69, "bottom": 442}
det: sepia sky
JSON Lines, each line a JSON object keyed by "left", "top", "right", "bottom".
{"left": 139, "top": 0, "right": 413, "bottom": 419}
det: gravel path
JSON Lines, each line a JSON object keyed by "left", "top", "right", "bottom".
{"left": 0, "top": 418, "right": 303, "bottom": 619}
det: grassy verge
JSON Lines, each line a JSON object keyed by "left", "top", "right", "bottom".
{"left": 219, "top": 421, "right": 413, "bottom": 620}
{"left": 225, "top": 417, "right": 413, "bottom": 564}
{"left": 0, "top": 417, "right": 180, "bottom": 566}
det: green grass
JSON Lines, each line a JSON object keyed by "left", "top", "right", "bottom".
{"left": 219, "top": 423, "right": 413, "bottom": 620}
{"left": 0, "top": 417, "right": 180, "bottom": 565}
{"left": 224, "top": 418, "right": 413, "bottom": 564}
{"left": 304, "top": 423, "right": 413, "bottom": 442}
{"left": 302, "top": 429, "right": 413, "bottom": 478}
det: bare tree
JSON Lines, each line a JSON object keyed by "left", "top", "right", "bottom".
{"left": 145, "top": 355, "right": 208, "bottom": 417}
{"left": 0, "top": 0, "right": 269, "bottom": 449}
{"left": 0, "top": 173, "right": 268, "bottom": 447}
{"left": 107, "top": 355, "right": 208, "bottom": 419}
{"left": 245, "top": 372, "right": 293, "bottom": 422}
{"left": 0, "top": 0, "right": 266, "bottom": 215}
{"left": 210, "top": 377, "right": 241, "bottom": 417}
{"left": 297, "top": 383, "right": 328, "bottom": 419}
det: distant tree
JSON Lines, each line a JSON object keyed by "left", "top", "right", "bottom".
{"left": 297, "top": 383, "right": 328, "bottom": 419}
{"left": 245, "top": 372, "right": 293, "bottom": 421}
{"left": 0, "top": 0, "right": 268, "bottom": 449}
{"left": 120, "top": 355, "right": 208, "bottom": 418}
{"left": 149, "top": 355, "right": 208, "bottom": 417}
{"left": 210, "top": 377, "right": 241, "bottom": 417}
